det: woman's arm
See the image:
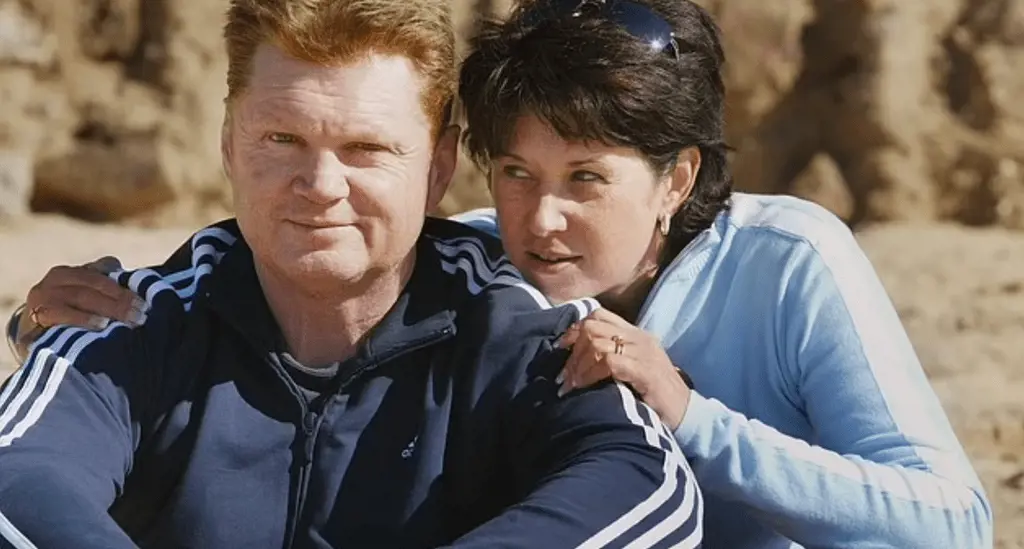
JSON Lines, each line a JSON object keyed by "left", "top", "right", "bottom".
{"left": 4, "top": 258, "right": 159, "bottom": 365}
{"left": 673, "top": 230, "right": 993, "bottom": 549}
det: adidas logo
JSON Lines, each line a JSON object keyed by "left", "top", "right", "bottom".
{"left": 401, "top": 435, "right": 418, "bottom": 459}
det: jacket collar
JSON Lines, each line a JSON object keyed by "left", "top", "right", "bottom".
{"left": 198, "top": 221, "right": 458, "bottom": 366}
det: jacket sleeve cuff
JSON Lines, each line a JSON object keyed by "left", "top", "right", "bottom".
{"left": 5, "top": 303, "right": 26, "bottom": 365}
{"left": 672, "top": 389, "right": 719, "bottom": 451}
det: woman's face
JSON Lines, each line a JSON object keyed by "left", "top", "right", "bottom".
{"left": 491, "top": 115, "right": 690, "bottom": 304}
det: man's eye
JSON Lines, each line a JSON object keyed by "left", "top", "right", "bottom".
{"left": 351, "top": 143, "right": 388, "bottom": 153}
{"left": 267, "top": 133, "right": 299, "bottom": 144}
{"left": 572, "top": 170, "right": 605, "bottom": 183}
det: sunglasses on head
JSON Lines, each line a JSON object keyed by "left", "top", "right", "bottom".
{"left": 520, "top": 0, "right": 680, "bottom": 60}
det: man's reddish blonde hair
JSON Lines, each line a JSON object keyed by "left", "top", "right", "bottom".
{"left": 224, "top": 0, "right": 456, "bottom": 134}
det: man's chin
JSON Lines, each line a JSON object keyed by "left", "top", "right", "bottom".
{"left": 291, "top": 251, "right": 371, "bottom": 281}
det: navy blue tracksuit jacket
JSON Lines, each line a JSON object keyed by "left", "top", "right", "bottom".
{"left": 0, "top": 218, "right": 702, "bottom": 548}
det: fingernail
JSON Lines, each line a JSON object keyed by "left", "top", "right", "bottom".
{"left": 552, "top": 338, "right": 563, "bottom": 349}
{"left": 95, "top": 256, "right": 123, "bottom": 275}
{"left": 131, "top": 297, "right": 149, "bottom": 313}
{"left": 89, "top": 316, "right": 110, "bottom": 331}
{"left": 557, "top": 378, "right": 573, "bottom": 398}
{"left": 127, "top": 308, "right": 148, "bottom": 327}
{"left": 555, "top": 370, "right": 565, "bottom": 384}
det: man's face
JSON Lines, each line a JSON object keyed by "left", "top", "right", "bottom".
{"left": 223, "top": 44, "right": 456, "bottom": 288}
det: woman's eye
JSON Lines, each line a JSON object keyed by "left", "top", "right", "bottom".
{"left": 267, "top": 133, "right": 299, "bottom": 144}
{"left": 502, "top": 165, "right": 530, "bottom": 179}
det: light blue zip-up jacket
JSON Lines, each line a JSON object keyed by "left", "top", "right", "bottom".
{"left": 452, "top": 193, "right": 992, "bottom": 549}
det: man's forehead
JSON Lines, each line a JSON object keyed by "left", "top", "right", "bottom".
{"left": 245, "top": 43, "right": 427, "bottom": 109}
{"left": 236, "top": 43, "right": 432, "bottom": 132}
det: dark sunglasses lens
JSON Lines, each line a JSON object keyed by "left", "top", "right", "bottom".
{"left": 608, "top": 2, "right": 676, "bottom": 55}
{"left": 520, "top": 0, "right": 678, "bottom": 58}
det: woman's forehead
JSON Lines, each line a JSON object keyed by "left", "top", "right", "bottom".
{"left": 505, "top": 115, "right": 630, "bottom": 158}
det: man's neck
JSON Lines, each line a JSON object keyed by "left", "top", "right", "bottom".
{"left": 255, "top": 252, "right": 416, "bottom": 367}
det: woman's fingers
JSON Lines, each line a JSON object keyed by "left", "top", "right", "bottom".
{"left": 589, "top": 306, "right": 634, "bottom": 328}
{"left": 26, "top": 285, "right": 146, "bottom": 331}
{"left": 558, "top": 334, "right": 621, "bottom": 396}
{"left": 25, "top": 259, "right": 145, "bottom": 330}
{"left": 47, "top": 263, "right": 133, "bottom": 303}
{"left": 26, "top": 302, "right": 112, "bottom": 333}
{"left": 575, "top": 356, "right": 631, "bottom": 390}
{"left": 85, "top": 256, "right": 124, "bottom": 276}
{"left": 63, "top": 286, "right": 147, "bottom": 327}
{"left": 554, "top": 310, "right": 653, "bottom": 397}
{"left": 555, "top": 322, "right": 581, "bottom": 349}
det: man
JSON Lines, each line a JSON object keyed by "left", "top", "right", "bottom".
{"left": 0, "top": 0, "right": 702, "bottom": 547}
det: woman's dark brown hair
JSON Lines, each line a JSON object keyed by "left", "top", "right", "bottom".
{"left": 459, "top": 0, "right": 733, "bottom": 264}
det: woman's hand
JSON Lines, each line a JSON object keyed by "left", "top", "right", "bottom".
{"left": 14, "top": 256, "right": 146, "bottom": 346}
{"left": 555, "top": 308, "right": 692, "bottom": 430}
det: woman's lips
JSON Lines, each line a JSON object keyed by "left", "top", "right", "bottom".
{"left": 526, "top": 251, "right": 582, "bottom": 270}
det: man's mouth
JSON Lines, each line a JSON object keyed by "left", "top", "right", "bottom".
{"left": 288, "top": 219, "right": 352, "bottom": 229}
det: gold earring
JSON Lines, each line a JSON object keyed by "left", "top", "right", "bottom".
{"left": 659, "top": 213, "right": 671, "bottom": 236}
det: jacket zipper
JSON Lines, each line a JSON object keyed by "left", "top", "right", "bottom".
{"left": 282, "top": 325, "right": 455, "bottom": 548}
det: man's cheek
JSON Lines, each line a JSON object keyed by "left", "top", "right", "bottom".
{"left": 243, "top": 155, "right": 295, "bottom": 188}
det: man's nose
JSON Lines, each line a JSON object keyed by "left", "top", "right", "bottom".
{"left": 295, "top": 149, "right": 350, "bottom": 203}
{"left": 527, "top": 194, "right": 568, "bottom": 237}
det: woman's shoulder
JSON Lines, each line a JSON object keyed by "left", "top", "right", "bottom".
{"left": 658, "top": 193, "right": 864, "bottom": 288}
{"left": 720, "top": 193, "right": 856, "bottom": 250}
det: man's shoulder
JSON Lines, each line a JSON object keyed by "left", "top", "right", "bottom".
{"left": 117, "top": 219, "right": 241, "bottom": 312}
{"left": 420, "top": 216, "right": 596, "bottom": 357}
{"left": 422, "top": 215, "right": 596, "bottom": 319}
{"left": 25, "top": 220, "right": 241, "bottom": 369}
{"left": 423, "top": 215, "right": 505, "bottom": 261}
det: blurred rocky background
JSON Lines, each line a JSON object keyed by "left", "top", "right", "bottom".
{"left": 0, "top": 0, "right": 1022, "bottom": 545}
{"left": 1, "top": 0, "right": 1023, "bottom": 226}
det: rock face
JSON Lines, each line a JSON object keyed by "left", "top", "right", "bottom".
{"left": 705, "top": 0, "right": 1024, "bottom": 227}
{"left": 0, "top": 149, "right": 32, "bottom": 221}
{"left": 0, "top": 0, "right": 1021, "bottom": 227}
{"left": 0, "top": 0, "right": 230, "bottom": 224}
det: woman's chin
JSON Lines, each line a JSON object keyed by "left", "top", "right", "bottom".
{"left": 529, "top": 278, "right": 596, "bottom": 304}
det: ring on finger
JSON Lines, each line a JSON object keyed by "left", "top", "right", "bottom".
{"left": 28, "top": 305, "right": 46, "bottom": 328}
{"left": 611, "top": 335, "right": 625, "bottom": 355}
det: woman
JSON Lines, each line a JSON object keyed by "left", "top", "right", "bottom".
{"left": 5, "top": 0, "right": 993, "bottom": 547}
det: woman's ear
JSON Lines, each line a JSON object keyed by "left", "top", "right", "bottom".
{"left": 662, "top": 146, "right": 701, "bottom": 215}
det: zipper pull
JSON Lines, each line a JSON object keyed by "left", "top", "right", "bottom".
{"left": 301, "top": 411, "right": 317, "bottom": 462}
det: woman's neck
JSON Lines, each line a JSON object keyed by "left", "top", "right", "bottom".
{"left": 598, "top": 262, "right": 661, "bottom": 324}
{"left": 597, "top": 226, "right": 679, "bottom": 323}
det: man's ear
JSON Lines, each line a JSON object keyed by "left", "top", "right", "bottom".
{"left": 221, "top": 109, "right": 234, "bottom": 181}
{"left": 662, "top": 146, "right": 701, "bottom": 215}
{"left": 426, "top": 124, "right": 461, "bottom": 212}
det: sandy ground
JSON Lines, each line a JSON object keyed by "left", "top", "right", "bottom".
{"left": 0, "top": 215, "right": 1021, "bottom": 546}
